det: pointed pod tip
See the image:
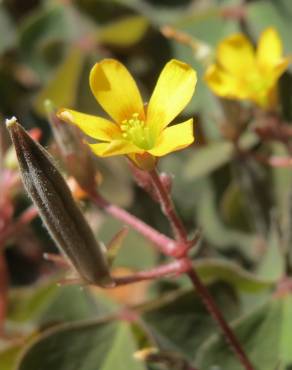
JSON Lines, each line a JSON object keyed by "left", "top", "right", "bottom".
{"left": 5, "top": 116, "right": 18, "bottom": 129}
{"left": 57, "top": 109, "right": 73, "bottom": 123}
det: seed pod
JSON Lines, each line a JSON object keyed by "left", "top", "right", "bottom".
{"left": 6, "top": 117, "right": 114, "bottom": 287}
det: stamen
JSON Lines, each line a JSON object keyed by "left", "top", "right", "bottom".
{"left": 120, "top": 113, "right": 153, "bottom": 150}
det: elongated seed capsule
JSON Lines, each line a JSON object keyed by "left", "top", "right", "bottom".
{"left": 6, "top": 117, "right": 114, "bottom": 287}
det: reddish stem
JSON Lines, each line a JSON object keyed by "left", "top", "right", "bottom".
{"left": 0, "top": 206, "right": 38, "bottom": 246}
{"left": 91, "top": 192, "right": 179, "bottom": 257}
{"left": 43, "top": 253, "right": 71, "bottom": 268}
{"left": 45, "top": 253, "right": 191, "bottom": 287}
{"left": 112, "top": 258, "right": 191, "bottom": 286}
{"left": 149, "top": 169, "right": 188, "bottom": 243}
{"left": 0, "top": 254, "right": 8, "bottom": 335}
{"left": 187, "top": 269, "right": 254, "bottom": 370}
{"left": 149, "top": 169, "right": 255, "bottom": 370}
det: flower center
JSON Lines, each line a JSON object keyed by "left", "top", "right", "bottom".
{"left": 121, "top": 113, "right": 153, "bottom": 150}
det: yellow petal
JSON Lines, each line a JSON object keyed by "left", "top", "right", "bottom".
{"left": 257, "top": 28, "right": 283, "bottom": 70}
{"left": 204, "top": 65, "right": 249, "bottom": 99}
{"left": 216, "top": 34, "right": 255, "bottom": 75}
{"left": 57, "top": 108, "right": 121, "bottom": 141}
{"left": 146, "top": 60, "right": 197, "bottom": 134}
{"left": 252, "top": 85, "right": 278, "bottom": 109}
{"left": 149, "top": 118, "right": 194, "bottom": 157}
{"left": 270, "top": 57, "right": 290, "bottom": 81}
{"left": 250, "top": 58, "right": 290, "bottom": 108}
{"left": 89, "top": 140, "right": 143, "bottom": 157}
{"left": 89, "top": 59, "right": 145, "bottom": 124}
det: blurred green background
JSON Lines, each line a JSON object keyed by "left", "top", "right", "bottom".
{"left": 1, "top": 0, "right": 292, "bottom": 369}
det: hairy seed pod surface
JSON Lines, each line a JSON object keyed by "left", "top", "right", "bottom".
{"left": 6, "top": 117, "right": 114, "bottom": 287}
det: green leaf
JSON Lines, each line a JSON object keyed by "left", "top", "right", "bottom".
{"left": 220, "top": 181, "right": 250, "bottom": 232}
{"left": 280, "top": 295, "right": 292, "bottom": 365}
{"left": 97, "top": 156, "right": 134, "bottom": 207}
{"left": 98, "top": 16, "right": 149, "bottom": 47}
{"left": 8, "top": 280, "right": 116, "bottom": 326}
{"left": 19, "top": 5, "right": 67, "bottom": 54}
{"left": 195, "top": 258, "right": 274, "bottom": 293}
{"left": 256, "top": 224, "right": 285, "bottom": 281}
{"left": 39, "top": 285, "right": 116, "bottom": 324}
{"left": 8, "top": 280, "right": 58, "bottom": 323}
{"left": 198, "top": 296, "right": 292, "bottom": 370}
{"left": 0, "top": 343, "right": 25, "bottom": 370}
{"left": 0, "top": 5, "right": 16, "bottom": 53}
{"left": 184, "top": 141, "right": 233, "bottom": 180}
{"left": 195, "top": 178, "right": 259, "bottom": 258}
{"left": 143, "top": 284, "right": 239, "bottom": 362}
{"left": 0, "top": 334, "right": 34, "bottom": 370}
{"left": 247, "top": 1, "right": 292, "bottom": 54}
{"left": 184, "top": 132, "right": 259, "bottom": 180}
{"left": 98, "top": 217, "right": 157, "bottom": 270}
{"left": 160, "top": 151, "right": 203, "bottom": 218}
{"left": 106, "top": 227, "right": 129, "bottom": 267}
{"left": 271, "top": 142, "right": 292, "bottom": 223}
{"left": 34, "top": 47, "right": 84, "bottom": 117}
{"left": 18, "top": 3, "right": 94, "bottom": 75}
{"left": 17, "top": 320, "right": 146, "bottom": 370}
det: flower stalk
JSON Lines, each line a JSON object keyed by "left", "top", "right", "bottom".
{"left": 112, "top": 258, "right": 191, "bottom": 286}
{"left": 91, "top": 191, "right": 179, "bottom": 257}
{"left": 148, "top": 168, "right": 255, "bottom": 370}
{"left": 0, "top": 206, "right": 38, "bottom": 247}
{"left": 149, "top": 168, "right": 188, "bottom": 243}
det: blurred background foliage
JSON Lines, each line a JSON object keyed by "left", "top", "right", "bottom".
{"left": 1, "top": 0, "right": 292, "bottom": 369}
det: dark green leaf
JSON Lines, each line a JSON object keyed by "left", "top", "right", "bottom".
{"left": 184, "top": 132, "right": 258, "bottom": 180}
{"left": 195, "top": 258, "right": 274, "bottom": 292}
{"left": 0, "top": 5, "right": 16, "bottom": 53}
{"left": 8, "top": 279, "right": 58, "bottom": 323}
{"left": 39, "top": 285, "right": 116, "bottom": 324}
{"left": 143, "top": 284, "right": 239, "bottom": 362}
{"left": 198, "top": 296, "right": 292, "bottom": 370}
{"left": 34, "top": 48, "right": 84, "bottom": 117}
{"left": 17, "top": 320, "right": 146, "bottom": 370}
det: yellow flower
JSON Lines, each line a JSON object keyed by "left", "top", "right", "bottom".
{"left": 57, "top": 59, "right": 197, "bottom": 170}
{"left": 205, "top": 27, "right": 290, "bottom": 109}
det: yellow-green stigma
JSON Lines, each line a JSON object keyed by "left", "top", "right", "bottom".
{"left": 121, "top": 113, "right": 153, "bottom": 150}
